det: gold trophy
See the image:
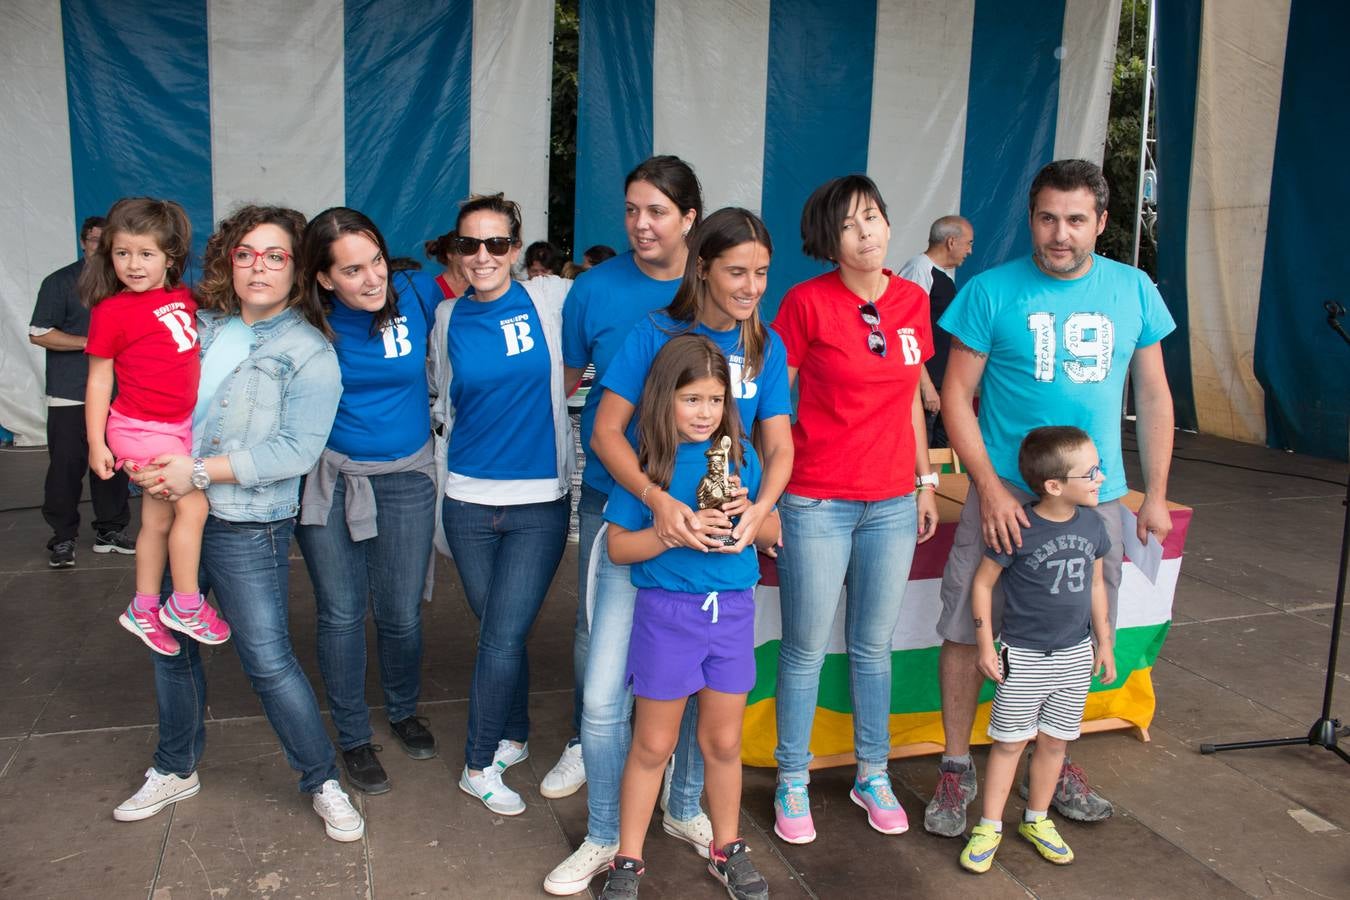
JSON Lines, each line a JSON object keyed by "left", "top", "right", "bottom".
{"left": 695, "top": 435, "right": 737, "bottom": 547}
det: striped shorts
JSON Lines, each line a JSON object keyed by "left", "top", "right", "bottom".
{"left": 987, "top": 638, "right": 1094, "bottom": 743}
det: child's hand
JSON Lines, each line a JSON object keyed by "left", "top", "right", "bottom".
{"left": 977, "top": 648, "right": 1003, "bottom": 684}
{"left": 1093, "top": 643, "right": 1117, "bottom": 684}
{"left": 89, "top": 444, "right": 116, "bottom": 480}
{"left": 721, "top": 474, "right": 750, "bottom": 518}
{"left": 694, "top": 507, "right": 733, "bottom": 545}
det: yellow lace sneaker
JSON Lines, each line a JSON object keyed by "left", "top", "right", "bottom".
{"left": 1018, "top": 815, "right": 1074, "bottom": 864}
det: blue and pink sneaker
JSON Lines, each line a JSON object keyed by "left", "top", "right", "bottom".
{"left": 118, "top": 603, "right": 181, "bottom": 656}
{"left": 159, "top": 594, "right": 231, "bottom": 645}
{"left": 773, "top": 778, "right": 817, "bottom": 844}
{"left": 851, "top": 771, "right": 909, "bottom": 834}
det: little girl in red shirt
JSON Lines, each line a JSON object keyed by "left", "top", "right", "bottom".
{"left": 81, "top": 197, "right": 229, "bottom": 656}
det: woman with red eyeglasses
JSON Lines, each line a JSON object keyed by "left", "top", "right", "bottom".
{"left": 294, "top": 207, "right": 445, "bottom": 798}
{"left": 428, "top": 193, "right": 575, "bottom": 817}
{"left": 767, "top": 174, "right": 940, "bottom": 846}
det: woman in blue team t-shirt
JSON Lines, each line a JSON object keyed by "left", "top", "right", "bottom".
{"left": 429, "top": 193, "right": 574, "bottom": 818}
{"left": 294, "top": 208, "right": 443, "bottom": 797}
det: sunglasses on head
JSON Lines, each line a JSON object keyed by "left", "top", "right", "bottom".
{"left": 858, "top": 302, "right": 887, "bottom": 356}
{"left": 451, "top": 235, "right": 514, "bottom": 257}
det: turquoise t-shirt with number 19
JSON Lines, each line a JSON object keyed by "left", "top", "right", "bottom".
{"left": 938, "top": 254, "right": 1174, "bottom": 502}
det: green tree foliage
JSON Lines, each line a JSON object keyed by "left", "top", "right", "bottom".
{"left": 548, "top": 0, "right": 579, "bottom": 257}
{"left": 1099, "top": 0, "right": 1156, "bottom": 277}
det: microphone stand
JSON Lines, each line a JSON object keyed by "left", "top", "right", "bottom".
{"left": 1200, "top": 302, "right": 1349, "bottom": 763}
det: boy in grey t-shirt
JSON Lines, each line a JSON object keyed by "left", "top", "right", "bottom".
{"left": 958, "top": 426, "right": 1116, "bottom": 874}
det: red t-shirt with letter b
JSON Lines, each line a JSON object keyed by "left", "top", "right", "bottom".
{"left": 771, "top": 269, "right": 932, "bottom": 501}
{"left": 86, "top": 285, "right": 200, "bottom": 421}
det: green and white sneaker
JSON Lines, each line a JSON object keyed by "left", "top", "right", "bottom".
{"left": 460, "top": 765, "right": 525, "bottom": 816}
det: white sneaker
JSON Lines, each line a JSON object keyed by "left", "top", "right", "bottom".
{"left": 113, "top": 768, "right": 200, "bottom": 821}
{"left": 459, "top": 766, "right": 525, "bottom": 816}
{"left": 493, "top": 739, "right": 530, "bottom": 772}
{"left": 540, "top": 741, "right": 586, "bottom": 799}
{"left": 662, "top": 808, "right": 713, "bottom": 859}
{"left": 312, "top": 779, "right": 364, "bottom": 842}
{"left": 543, "top": 838, "right": 618, "bottom": 895}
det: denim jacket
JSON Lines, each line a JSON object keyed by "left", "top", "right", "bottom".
{"left": 194, "top": 308, "right": 342, "bottom": 522}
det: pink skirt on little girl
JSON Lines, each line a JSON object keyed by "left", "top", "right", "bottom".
{"left": 105, "top": 408, "right": 193, "bottom": 470}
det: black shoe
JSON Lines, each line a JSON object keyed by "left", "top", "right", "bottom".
{"left": 94, "top": 530, "right": 136, "bottom": 555}
{"left": 390, "top": 716, "right": 437, "bottom": 759}
{"left": 48, "top": 540, "right": 76, "bottom": 568}
{"left": 341, "top": 744, "right": 390, "bottom": 795}
{"left": 599, "top": 856, "right": 644, "bottom": 899}
{"left": 708, "top": 840, "right": 769, "bottom": 900}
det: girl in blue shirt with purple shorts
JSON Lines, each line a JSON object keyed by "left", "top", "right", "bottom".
{"left": 597, "top": 335, "right": 777, "bottom": 900}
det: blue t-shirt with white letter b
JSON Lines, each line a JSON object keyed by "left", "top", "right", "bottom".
{"left": 326, "top": 270, "right": 440, "bottom": 461}
{"left": 939, "top": 254, "right": 1174, "bottom": 501}
{"left": 446, "top": 280, "right": 557, "bottom": 479}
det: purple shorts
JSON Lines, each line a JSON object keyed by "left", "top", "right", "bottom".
{"left": 627, "top": 587, "right": 756, "bottom": 700}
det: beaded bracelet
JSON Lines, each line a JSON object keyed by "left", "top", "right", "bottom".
{"left": 640, "top": 483, "right": 659, "bottom": 506}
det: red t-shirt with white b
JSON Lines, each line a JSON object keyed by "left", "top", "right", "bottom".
{"left": 86, "top": 285, "right": 200, "bottom": 422}
{"left": 771, "top": 269, "right": 932, "bottom": 501}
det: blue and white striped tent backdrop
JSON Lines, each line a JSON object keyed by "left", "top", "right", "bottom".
{"left": 2, "top": 0, "right": 554, "bottom": 445}
{"left": 574, "top": 0, "right": 1121, "bottom": 317}
{"left": 1155, "top": 0, "right": 1348, "bottom": 461}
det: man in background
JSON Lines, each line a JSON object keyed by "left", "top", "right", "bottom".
{"left": 28, "top": 216, "right": 133, "bottom": 568}
{"left": 899, "top": 215, "right": 973, "bottom": 448}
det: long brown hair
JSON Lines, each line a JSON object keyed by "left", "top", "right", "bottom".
{"left": 662, "top": 207, "right": 772, "bottom": 383}
{"left": 636, "top": 335, "right": 744, "bottom": 491}
{"left": 78, "top": 197, "right": 191, "bottom": 308}
{"left": 304, "top": 207, "right": 402, "bottom": 338}
{"left": 196, "top": 205, "right": 329, "bottom": 337}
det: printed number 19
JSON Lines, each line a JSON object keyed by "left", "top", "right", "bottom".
{"left": 1027, "top": 312, "right": 1114, "bottom": 383}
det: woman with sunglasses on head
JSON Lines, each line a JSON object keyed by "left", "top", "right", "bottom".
{"left": 767, "top": 174, "right": 940, "bottom": 846}
{"left": 116, "top": 205, "right": 361, "bottom": 841}
{"left": 545, "top": 156, "right": 710, "bottom": 895}
{"left": 428, "top": 193, "right": 574, "bottom": 816}
{"left": 293, "top": 208, "right": 444, "bottom": 796}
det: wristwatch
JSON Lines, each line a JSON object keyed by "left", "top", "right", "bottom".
{"left": 916, "top": 472, "right": 940, "bottom": 488}
{"left": 191, "top": 458, "right": 211, "bottom": 491}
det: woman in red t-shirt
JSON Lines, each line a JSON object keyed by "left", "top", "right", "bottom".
{"left": 81, "top": 197, "right": 229, "bottom": 659}
{"left": 767, "top": 175, "right": 939, "bottom": 844}
{"left": 424, "top": 229, "right": 469, "bottom": 299}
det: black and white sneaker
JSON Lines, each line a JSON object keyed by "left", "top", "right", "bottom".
{"left": 708, "top": 839, "right": 768, "bottom": 900}
{"left": 48, "top": 540, "right": 76, "bottom": 568}
{"left": 599, "top": 856, "right": 644, "bottom": 899}
{"left": 94, "top": 530, "right": 136, "bottom": 555}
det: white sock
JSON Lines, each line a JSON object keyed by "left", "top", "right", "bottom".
{"left": 942, "top": 754, "right": 973, "bottom": 768}
{"left": 1024, "top": 808, "right": 1047, "bottom": 823}
{"left": 979, "top": 816, "right": 1003, "bottom": 832}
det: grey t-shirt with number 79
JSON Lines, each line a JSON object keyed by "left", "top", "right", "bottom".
{"left": 987, "top": 504, "right": 1112, "bottom": 652}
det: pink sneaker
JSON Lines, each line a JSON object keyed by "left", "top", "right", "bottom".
{"left": 773, "top": 778, "right": 817, "bottom": 844}
{"left": 119, "top": 603, "right": 181, "bottom": 656}
{"left": 850, "top": 772, "right": 909, "bottom": 835}
{"left": 159, "top": 595, "right": 231, "bottom": 645}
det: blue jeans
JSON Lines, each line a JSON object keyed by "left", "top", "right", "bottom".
{"left": 442, "top": 495, "right": 569, "bottom": 771}
{"left": 295, "top": 470, "right": 435, "bottom": 750}
{"left": 571, "top": 483, "right": 608, "bottom": 737}
{"left": 580, "top": 527, "right": 704, "bottom": 846}
{"left": 153, "top": 516, "right": 338, "bottom": 793}
{"left": 773, "top": 493, "right": 918, "bottom": 779}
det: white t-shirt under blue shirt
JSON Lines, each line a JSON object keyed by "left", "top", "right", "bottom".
{"left": 938, "top": 254, "right": 1175, "bottom": 502}
{"left": 326, "top": 270, "right": 440, "bottom": 461}
{"left": 446, "top": 280, "right": 557, "bottom": 483}
{"left": 600, "top": 312, "right": 793, "bottom": 467}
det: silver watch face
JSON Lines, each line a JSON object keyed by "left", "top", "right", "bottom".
{"left": 191, "top": 473, "right": 210, "bottom": 489}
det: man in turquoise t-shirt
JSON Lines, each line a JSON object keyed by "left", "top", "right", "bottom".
{"left": 923, "top": 159, "right": 1176, "bottom": 837}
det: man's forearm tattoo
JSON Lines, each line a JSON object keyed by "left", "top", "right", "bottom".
{"left": 951, "top": 337, "right": 987, "bottom": 360}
